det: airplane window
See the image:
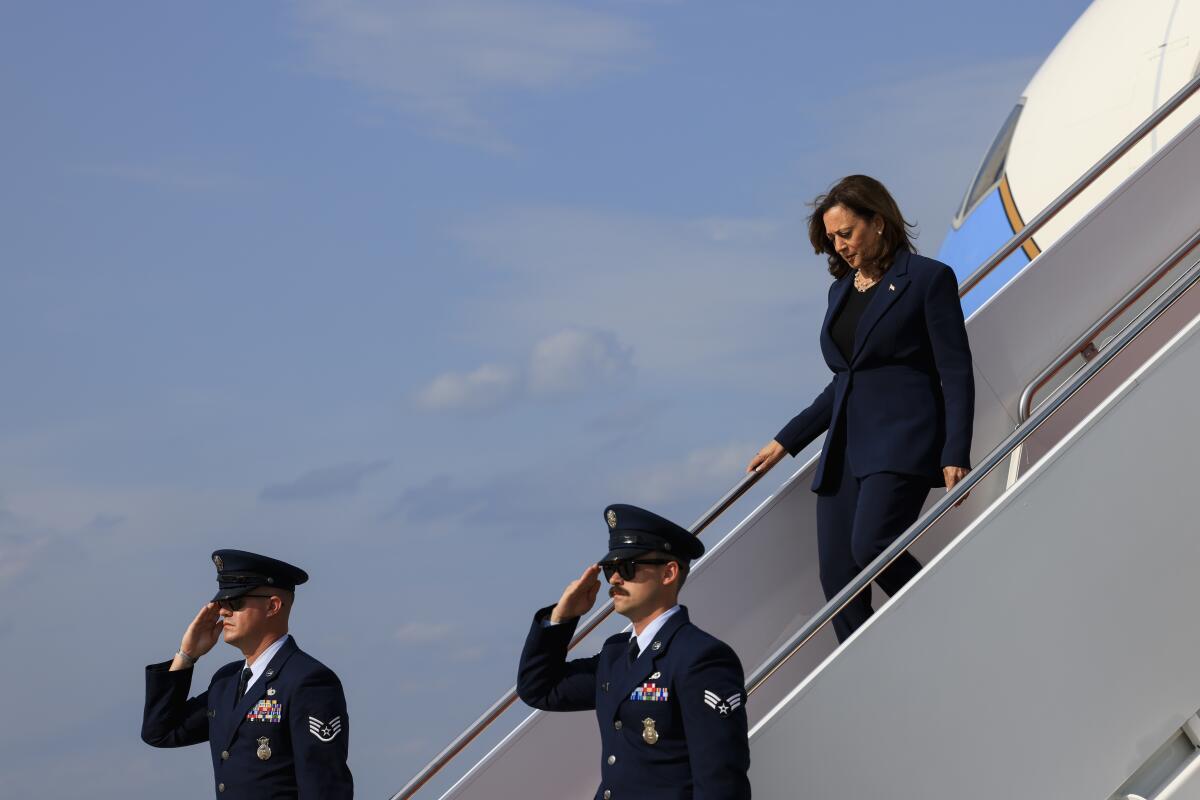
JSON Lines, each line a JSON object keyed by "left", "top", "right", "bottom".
{"left": 955, "top": 100, "right": 1025, "bottom": 226}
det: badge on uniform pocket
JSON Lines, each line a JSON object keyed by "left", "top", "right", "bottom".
{"left": 257, "top": 737, "right": 272, "bottom": 760}
{"left": 247, "top": 699, "right": 283, "bottom": 723}
{"left": 642, "top": 717, "right": 659, "bottom": 745}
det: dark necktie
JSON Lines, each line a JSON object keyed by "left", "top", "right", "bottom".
{"left": 235, "top": 667, "right": 253, "bottom": 706}
{"left": 628, "top": 638, "right": 640, "bottom": 665}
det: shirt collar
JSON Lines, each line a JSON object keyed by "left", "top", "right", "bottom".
{"left": 243, "top": 633, "right": 290, "bottom": 693}
{"left": 632, "top": 605, "right": 680, "bottom": 655}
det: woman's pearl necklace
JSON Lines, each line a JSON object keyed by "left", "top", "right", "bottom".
{"left": 853, "top": 270, "right": 880, "bottom": 292}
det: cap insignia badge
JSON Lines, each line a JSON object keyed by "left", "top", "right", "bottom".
{"left": 213, "top": 555, "right": 224, "bottom": 572}
{"left": 606, "top": 510, "right": 618, "bottom": 529}
{"left": 257, "top": 737, "right": 272, "bottom": 761}
{"left": 642, "top": 717, "right": 659, "bottom": 745}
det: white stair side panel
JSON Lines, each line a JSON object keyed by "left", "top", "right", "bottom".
{"left": 748, "top": 296, "right": 1200, "bottom": 799}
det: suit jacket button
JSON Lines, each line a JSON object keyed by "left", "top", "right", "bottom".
{"left": 221, "top": 750, "right": 230, "bottom": 760}
{"left": 607, "top": 755, "right": 616, "bottom": 765}
{"left": 614, "top": 720, "right": 622, "bottom": 730}
{"left": 604, "top": 791, "right": 612, "bottom": 799}
{"left": 218, "top": 783, "right": 225, "bottom": 793}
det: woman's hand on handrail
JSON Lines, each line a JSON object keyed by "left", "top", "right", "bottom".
{"left": 943, "top": 465, "right": 970, "bottom": 506}
{"left": 747, "top": 440, "right": 787, "bottom": 474}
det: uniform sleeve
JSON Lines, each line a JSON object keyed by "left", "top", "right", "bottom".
{"left": 924, "top": 264, "right": 975, "bottom": 468}
{"left": 516, "top": 605, "right": 600, "bottom": 712}
{"left": 774, "top": 376, "right": 836, "bottom": 457}
{"left": 141, "top": 660, "right": 210, "bottom": 748}
{"left": 289, "top": 668, "right": 354, "bottom": 800}
{"left": 677, "top": 642, "right": 752, "bottom": 800}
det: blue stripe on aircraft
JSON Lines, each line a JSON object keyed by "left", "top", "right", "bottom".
{"left": 936, "top": 187, "right": 1030, "bottom": 318}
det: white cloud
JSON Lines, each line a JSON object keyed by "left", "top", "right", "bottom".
{"left": 0, "top": 502, "right": 54, "bottom": 583}
{"left": 415, "top": 328, "right": 633, "bottom": 412}
{"left": 0, "top": 533, "right": 44, "bottom": 582}
{"left": 260, "top": 460, "right": 392, "bottom": 502}
{"left": 293, "top": 0, "right": 649, "bottom": 147}
{"left": 615, "top": 441, "right": 759, "bottom": 506}
{"left": 415, "top": 363, "right": 519, "bottom": 411}
{"left": 453, "top": 207, "right": 826, "bottom": 387}
{"left": 529, "top": 328, "right": 632, "bottom": 395}
{"left": 86, "top": 513, "right": 126, "bottom": 531}
{"left": 444, "top": 58, "right": 1041, "bottom": 379}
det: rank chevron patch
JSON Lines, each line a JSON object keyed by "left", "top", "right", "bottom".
{"left": 703, "top": 690, "right": 743, "bottom": 717}
{"left": 308, "top": 715, "right": 343, "bottom": 742}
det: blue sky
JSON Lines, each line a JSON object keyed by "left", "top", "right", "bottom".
{"left": 1, "top": 1, "right": 1090, "bottom": 796}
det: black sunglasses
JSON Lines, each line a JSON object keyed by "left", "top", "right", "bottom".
{"left": 217, "top": 594, "right": 275, "bottom": 612}
{"left": 598, "top": 558, "right": 673, "bottom": 581}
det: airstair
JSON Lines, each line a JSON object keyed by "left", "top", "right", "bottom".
{"left": 391, "top": 74, "right": 1200, "bottom": 800}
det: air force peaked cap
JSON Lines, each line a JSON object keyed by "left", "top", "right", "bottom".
{"left": 210, "top": 549, "right": 309, "bottom": 602}
{"left": 602, "top": 504, "right": 704, "bottom": 562}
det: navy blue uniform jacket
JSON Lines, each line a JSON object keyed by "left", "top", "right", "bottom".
{"left": 776, "top": 250, "right": 974, "bottom": 491}
{"left": 141, "top": 636, "right": 353, "bottom": 799}
{"left": 518, "top": 605, "right": 751, "bottom": 800}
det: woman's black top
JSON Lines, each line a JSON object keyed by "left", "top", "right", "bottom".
{"left": 830, "top": 280, "right": 880, "bottom": 362}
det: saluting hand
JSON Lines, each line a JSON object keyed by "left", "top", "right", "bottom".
{"left": 550, "top": 565, "right": 602, "bottom": 624}
{"left": 179, "top": 602, "right": 225, "bottom": 661}
{"left": 746, "top": 440, "right": 786, "bottom": 474}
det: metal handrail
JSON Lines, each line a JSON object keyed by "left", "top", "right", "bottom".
{"left": 391, "top": 68, "right": 1200, "bottom": 800}
{"left": 1017, "top": 229, "right": 1200, "bottom": 422}
{"left": 957, "top": 72, "right": 1200, "bottom": 298}
{"left": 389, "top": 471, "right": 764, "bottom": 800}
{"left": 746, "top": 253, "right": 1200, "bottom": 697}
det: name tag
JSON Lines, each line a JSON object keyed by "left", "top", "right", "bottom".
{"left": 631, "top": 682, "right": 669, "bottom": 702}
{"left": 247, "top": 699, "right": 283, "bottom": 723}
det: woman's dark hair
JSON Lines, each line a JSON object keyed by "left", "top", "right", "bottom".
{"left": 807, "top": 175, "right": 918, "bottom": 279}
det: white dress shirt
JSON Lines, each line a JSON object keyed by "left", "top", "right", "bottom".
{"left": 631, "top": 605, "right": 681, "bottom": 655}
{"left": 242, "top": 633, "right": 290, "bottom": 695}
{"left": 543, "top": 605, "right": 682, "bottom": 655}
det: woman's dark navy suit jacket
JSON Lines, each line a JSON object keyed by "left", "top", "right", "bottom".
{"left": 775, "top": 249, "right": 974, "bottom": 492}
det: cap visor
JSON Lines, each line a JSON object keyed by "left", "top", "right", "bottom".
{"left": 211, "top": 585, "right": 259, "bottom": 602}
{"left": 602, "top": 546, "right": 652, "bottom": 562}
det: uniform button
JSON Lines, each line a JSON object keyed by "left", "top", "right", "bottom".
{"left": 218, "top": 784, "right": 225, "bottom": 793}
{"left": 607, "top": 755, "right": 616, "bottom": 765}
{"left": 604, "top": 791, "right": 612, "bottom": 799}
{"left": 221, "top": 750, "right": 230, "bottom": 760}
{"left": 614, "top": 721, "right": 622, "bottom": 730}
